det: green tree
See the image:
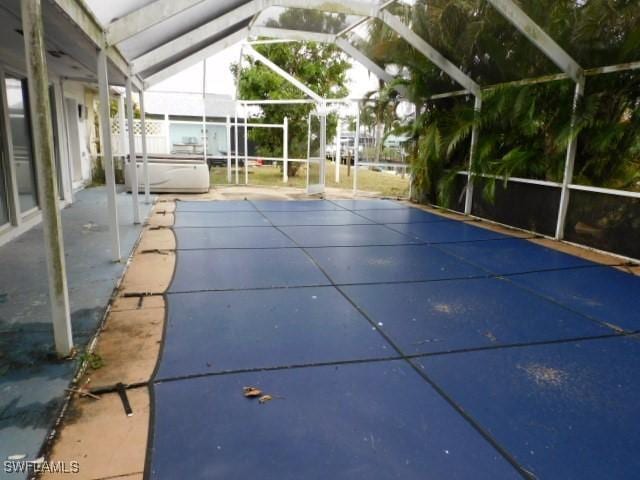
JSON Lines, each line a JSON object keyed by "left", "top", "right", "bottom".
{"left": 232, "top": 9, "right": 351, "bottom": 176}
{"left": 362, "top": 0, "right": 640, "bottom": 203}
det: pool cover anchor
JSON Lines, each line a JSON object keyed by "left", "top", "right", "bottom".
{"left": 116, "top": 382, "right": 133, "bottom": 416}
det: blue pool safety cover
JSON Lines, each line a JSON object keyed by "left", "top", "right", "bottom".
{"left": 278, "top": 224, "right": 419, "bottom": 247}
{"left": 262, "top": 210, "right": 374, "bottom": 226}
{"left": 341, "top": 278, "right": 610, "bottom": 355}
{"left": 330, "top": 199, "right": 407, "bottom": 210}
{"left": 509, "top": 266, "right": 640, "bottom": 332}
{"left": 439, "top": 238, "right": 595, "bottom": 275}
{"left": 251, "top": 200, "right": 344, "bottom": 211}
{"left": 174, "top": 226, "right": 295, "bottom": 250}
{"left": 416, "top": 336, "right": 640, "bottom": 480}
{"left": 355, "top": 208, "right": 454, "bottom": 224}
{"left": 148, "top": 361, "right": 521, "bottom": 479}
{"left": 156, "top": 287, "right": 395, "bottom": 379}
{"left": 307, "top": 244, "right": 486, "bottom": 284}
{"left": 173, "top": 211, "right": 270, "bottom": 228}
{"left": 168, "top": 248, "right": 330, "bottom": 292}
{"left": 145, "top": 200, "right": 638, "bottom": 479}
{"left": 175, "top": 201, "right": 257, "bottom": 212}
{"left": 387, "top": 221, "right": 509, "bottom": 244}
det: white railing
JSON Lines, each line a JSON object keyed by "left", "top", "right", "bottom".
{"left": 444, "top": 170, "right": 640, "bottom": 263}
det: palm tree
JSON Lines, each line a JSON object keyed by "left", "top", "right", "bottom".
{"left": 361, "top": 0, "right": 640, "bottom": 204}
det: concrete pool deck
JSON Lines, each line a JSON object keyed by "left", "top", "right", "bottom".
{"left": 0, "top": 187, "right": 151, "bottom": 479}
{"left": 22, "top": 186, "right": 640, "bottom": 480}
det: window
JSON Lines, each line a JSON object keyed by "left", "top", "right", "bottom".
{"left": 5, "top": 77, "right": 38, "bottom": 213}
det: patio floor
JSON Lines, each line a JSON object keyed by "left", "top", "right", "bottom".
{"left": 144, "top": 198, "right": 640, "bottom": 479}
{"left": 0, "top": 187, "right": 151, "bottom": 477}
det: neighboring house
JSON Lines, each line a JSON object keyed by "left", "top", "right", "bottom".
{"left": 110, "top": 91, "right": 254, "bottom": 161}
{"left": 383, "top": 133, "right": 410, "bottom": 149}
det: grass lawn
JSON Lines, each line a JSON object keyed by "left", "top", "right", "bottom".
{"left": 211, "top": 161, "right": 410, "bottom": 197}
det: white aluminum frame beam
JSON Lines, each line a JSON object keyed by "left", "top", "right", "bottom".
{"left": 52, "top": 0, "right": 143, "bottom": 89}
{"left": 107, "top": 0, "right": 208, "bottom": 45}
{"left": 430, "top": 61, "right": 640, "bottom": 102}
{"left": 226, "top": 115, "right": 232, "bottom": 183}
{"left": 144, "top": 27, "right": 250, "bottom": 88}
{"left": 121, "top": 0, "right": 382, "bottom": 80}
{"left": 110, "top": 0, "right": 384, "bottom": 45}
{"left": 555, "top": 77, "right": 585, "bottom": 239}
{"left": 335, "top": 37, "right": 393, "bottom": 83}
{"left": 118, "top": 95, "right": 126, "bottom": 156}
{"left": 139, "top": 89, "right": 151, "bottom": 203}
{"left": 274, "top": 0, "right": 379, "bottom": 16}
{"left": 377, "top": 10, "right": 481, "bottom": 97}
{"left": 243, "top": 45, "right": 323, "bottom": 102}
{"left": 464, "top": 95, "right": 482, "bottom": 215}
{"left": 250, "top": 26, "right": 335, "bottom": 44}
{"left": 22, "top": 0, "right": 73, "bottom": 356}
{"left": 97, "top": 47, "right": 122, "bottom": 262}
{"left": 249, "top": 26, "right": 398, "bottom": 86}
{"left": 480, "top": 2, "right": 584, "bottom": 237}
{"left": 486, "top": 0, "right": 583, "bottom": 82}
{"left": 283, "top": 116, "right": 288, "bottom": 182}
{"left": 132, "top": 1, "right": 262, "bottom": 74}
{"left": 130, "top": 0, "right": 371, "bottom": 74}
{"left": 125, "top": 74, "right": 141, "bottom": 224}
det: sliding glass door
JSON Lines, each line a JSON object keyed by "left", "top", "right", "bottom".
{"left": 5, "top": 76, "right": 38, "bottom": 213}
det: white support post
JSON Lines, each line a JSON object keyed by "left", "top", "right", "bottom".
{"left": 353, "top": 104, "right": 360, "bottom": 195}
{"left": 234, "top": 106, "right": 239, "bottom": 184}
{"left": 226, "top": 115, "right": 232, "bottom": 183}
{"left": 464, "top": 95, "right": 482, "bottom": 215}
{"left": 202, "top": 59, "right": 207, "bottom": 164}
{"left": 244, "top": 113, "right": 249, "bottom": 185}
{"left": 320, "top": 105, "right": 327, "bottom": 189}
{"left": 97, "top": 48, "right": 121, "bottom": 262}
{"left": 53, "top": 79, "right": 73, "bottom": 203}
{"left": 139, "top": 89, "right": 150, "bottom": 203}
{"left": 283, "top": 116, "right": 289, "bottom": 183}
{"left": 59, "top": 78, "right": 75, "bottom": 203}
{"left": 555, "top": 77, "right": 585, "bottom": 240}
{"left": 125, "top": 75, "right": 140, "bottom": 224}
{"left": 118, "top": 95, "right": 126, "bottom": 157}
{"left": 22, "top": 0, "right": 73, "bottom": 356}
{"left": 335, "top": 117, "right": 342, "bottom": 183}
{"left": 164, "top": 113, "right": 171, "bottom": 154}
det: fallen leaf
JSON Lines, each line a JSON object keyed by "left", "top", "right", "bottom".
{"left": 243, "top": 386, "right": 262, "bottom": 398}
{"left": 258, "top": 395, "right": 273, "bottom": 404}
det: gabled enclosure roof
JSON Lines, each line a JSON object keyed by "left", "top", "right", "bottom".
{"left": 45, "top": 0, "right": 607, "bottom": 94}
{"left": 74, "top": 0, "right": 586, "bottom": 94}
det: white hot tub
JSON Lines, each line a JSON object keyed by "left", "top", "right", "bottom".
{"left": 124, "top": 156, "right": 210, "bottom": 193}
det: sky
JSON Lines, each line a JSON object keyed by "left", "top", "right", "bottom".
{"left": 148, "top": 40, "right": 381, "bottom": 100}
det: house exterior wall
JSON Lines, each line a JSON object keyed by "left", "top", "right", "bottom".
{"left": 0, "top": 59, "right": 91, "bottom": 247}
